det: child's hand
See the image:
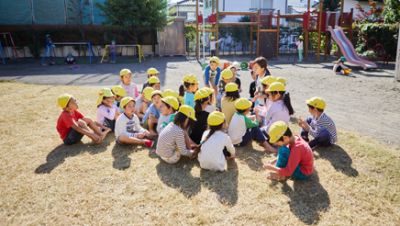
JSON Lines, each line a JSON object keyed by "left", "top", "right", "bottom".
{"left": 136, "top": 133, "right": 145, "bottom": 139}
{"left": 263, "top": 163, "right": 275, "bottom": 171}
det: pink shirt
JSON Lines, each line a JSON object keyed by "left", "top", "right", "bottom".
{"left": 121, "top": 83, "right": 139, "bottom": 98}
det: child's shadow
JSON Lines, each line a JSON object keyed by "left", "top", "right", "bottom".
{"left": 200, "top": 160, "right": 238, "bottom": 206}
{"left": 111, "top": 143, "right": 143, "bottom": 170}
{"left": 280, "top": 171, "right": 330, "bottom": 225}
{"left": 235, "top": 144, "right": 267, "bottom": 171}
{"left": 156, "top": 158, "right": 201, "bottom": 198}
{"left": 35, "top": 135, "right": 113, "bottom": 174}
{"left": 314, "top": 145, "right": 358, "bottom": 177}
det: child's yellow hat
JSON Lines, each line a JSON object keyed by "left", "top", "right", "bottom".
{"left": 183, "top": 74, "right": 198, "bottom": 84}
{"left": 306, "top": 97, "right": 326, "bottom": 110}
{"left": 111, "top": 85, "right": 127, "bottom": 97}
{"left": 178, "top": 105, "right": 197, "bottom": 121}
{"left": 151, "top": 90, "right": 163, "bottom": 99}
{"left": 261, "top": 76, "right": 276, "bottom": 86}
{"left": 163, "top": 89, "right": 179, "bottom": 98}
{"left": 221, "top": 68, "right": 234, "bottom": 80}
{"left": 207, "top": 111, "right": 225, "bottom": 126}
{"left": 209, "top": 56, "right": 220, "bottom": 65}
{"left": 142, "top": 87, "right": 155, "bottom": 101}
{"left": 120, "top": 68, "right": 132, "bottom": 77}
{"left": 120, "top": 96, "right": 135, "bottom": 109}
{"left": 225, "top": 82, "right": 239, "bottom": 92}
{"left": 96, "top": 88, "right": 114, "bottom": 106}
{"left": 57, "top": 93, "right": 73, "bottom": 109}
{"left": 266, "top": 82, "right": 285, "bottom": 92}
{"left": 161, "top": 96, "right": 179, "bottom": 110}
{"left": 201, "top": 87, "right": 214, "bottom": 96}
{"left": 268, "top": 121, "right": 289, "bottom": 144}
{"left": 276, "top": 77, "right": 286, "bottom": 86}
{"left": 147, "top": 67, "right": 159, "bottom": 75}
{"left": 194, "top": 89, "right": 209, "bottom": 101}
{"left": 234, "top": 98, "right": 252, "bottom": 110}
{"left": 148, "top": 76, "right": 160, "bottom": 84}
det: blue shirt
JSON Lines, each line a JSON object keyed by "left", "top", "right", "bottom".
{"left": 203, "top": 65, "right": 221, "bottom": 86}
{"left": 184, "top": 92, "right": 195, "bottom": 108}
{"left": 142, "top": 103, "right": 160, "bottom": 123}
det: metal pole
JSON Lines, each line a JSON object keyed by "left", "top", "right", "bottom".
{"left": 196, "top": 0, "right": 199, "bottom": 60}
{"left": 395, "top": 25, "right": 400, "bottom": 82}
{"left": 202, "top": 0, "right": 205, "bottom": 64}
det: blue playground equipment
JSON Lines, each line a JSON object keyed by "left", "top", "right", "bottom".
{"left": 0, "top": 41, "right": 5, "bottom": 64}
{"left": 41, "top": 41, "right": 94, "bottom": 65}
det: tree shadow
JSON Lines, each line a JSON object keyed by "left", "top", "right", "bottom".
{"left": 235, "top": 144, "right": 267, "bottom": 171}
{"left": 314, "top": 145, "right": 359, "bottom": 177}
{"left": 280, "top": 171, "right": 330, "bottom": 225}
{"left": 111, "top": 142, "right": 143, "bottom": 170}
{"left": 35, "top": 135, "right": 113, "bottom": 174}
{"left": 200, "top": 160, "right": 238, "bottom": 206}
{"left": 156, "top": 158, "right": 201, "bottom": 198}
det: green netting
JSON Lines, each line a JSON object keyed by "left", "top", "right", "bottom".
{"left": 0, "top": 0, "right": 32, "bottom": 24}
{"left": 33, "top": 0, "right": 66, "bottom": 24}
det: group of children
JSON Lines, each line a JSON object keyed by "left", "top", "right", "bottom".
{"left": 56, "top": 56, "right": 337, "bottom": 181}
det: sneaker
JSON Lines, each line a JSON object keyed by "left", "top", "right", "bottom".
{"left": 144, "top": 139, "right": 154, "bottom": 148}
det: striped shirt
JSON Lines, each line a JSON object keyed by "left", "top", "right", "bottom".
{"left": 309, "top": 112, "right": 337, "bottom": 144}
{"left": 156, "top": 123, "right": 192, "bottom": 159}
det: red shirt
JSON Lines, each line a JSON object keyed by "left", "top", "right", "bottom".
{"left": 278, "top": 136, "right": 314, "bottom": 177}
{"left": 56, "top": 110, "right": 84, "bottom": 140}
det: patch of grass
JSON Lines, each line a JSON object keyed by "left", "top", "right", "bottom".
{"left": 0, "top": 82, "right": 399, "bottom": 225}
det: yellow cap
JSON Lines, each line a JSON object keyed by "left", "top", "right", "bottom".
{"left": 147, "top": 67, "right": 159, "bottom": 75}
{"left": 194, "top": 89, "right": 209, "bottom": 101}
{"left": 96, "top": 88, "right": 114, "bottom": 106}
{"left": 151, "top": 90, "right": 163, "bottom": 99}
{"left": 234, "top": 98, "right": 252, "bottom": 110}
{"left": 221, "top": 68, "right": 234, "bottom": 80}
{"left": 225, "top": 82, "right": 239, "bottom": 92}
{"left": 207, "top": 111, "right": 225, "bottom": 126}
{"left": 57, "top": 93, "right": 73, "bottom": 108}
{"left": 120, "top": 68, "right": 132, "bottom": 77}
{"left": 148, "top": 76, "right": 160, "bottom": 84}
{"left": 111, "top": 85, "right": 127, "bottom": 97}
{"left": 142, "top": 87, "right": 155, "bottom": 101}
{"left": 120, "top": 96, "right": 135, "bottom": 109}
{"left": 306, "top": 97, "right": 326, "bottom": 110}
{"left": 162, "top": 96, "right": 179, "bottom": 110}
{"left": 178, "top": 105, "right": 197, "bottom": 121}
{"left": 184, "top": 74, "right": 198, "bottom": 84}
{"left": 266, "top": 82, "right": 285, "bottom": 92}
{"left": 163, "top": 89, "right": 179, "bottom": 98}
{"left": 202, "top": 87, "right": 214, "bottom": 97}
{"left": 261, "top": 76, "right": 276, "bottom": 86}
{"left": 276, "top": 77, "right": 286, "bottom": 86}
{"left": 268, "top": 121, "right": 289, "bottom": 144}
{"left": 209, "top": 56, "right": 220, "bottom": 65}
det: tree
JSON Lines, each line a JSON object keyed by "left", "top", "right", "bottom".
{"left": 383, "top": 0, "right": 400, "bottom": 24}
{"left": 322, "top": 0, "right": 341, "bottom": 11}
{"left": 98, "top": 0, "right": 168, "bottom": 43}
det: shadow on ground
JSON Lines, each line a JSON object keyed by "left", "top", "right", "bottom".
{"left": 315, "top": 144, "right": 359, "bottom": 177}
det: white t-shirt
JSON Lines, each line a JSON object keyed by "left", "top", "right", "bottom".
{"left": 205, "top": 104, "right": 216, "bottom": 113}
{"left": 198, "top": 130, "right": 235, "bottom": 171}
{"left": 263, "top": 100, "right": 290, "bottom": 133}
{"left": 115, "top": 113, "right": 146, "bottom": 138}
{"left": 228, "top": 113, "right": 247, "bottom": 145}
{"left": 96, "top": 104, "right": 118, "bottom": 125}
{"left": 296, "top": 41, "right": 304, "bottom": 50}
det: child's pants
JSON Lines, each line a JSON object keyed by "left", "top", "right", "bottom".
{"left": 240, "top": 127, "right": 266, "bottom": 146}
{"left": 298, "top": 49, "right": 303, "bottom": 62}
{"left": 300, "top": 117, "right": 332, "bottom": 148}
{"left": 276, "top": 146, "right": 309, "bottom": 180}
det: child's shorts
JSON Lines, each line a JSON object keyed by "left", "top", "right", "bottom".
{"left": 103, "top": 118, "right": 116, "bottom": 132}
{"left": 158, "top": 151, "right": 181, "bottom": 164}
{"left": 63, "top": 128, "right": 84, "bottom": 145}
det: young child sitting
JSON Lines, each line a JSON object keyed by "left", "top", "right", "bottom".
{"left": 156, "top": 105, "right": 197, "bottom": 164}
{"left": 203, "top": 56, "right": 221, "bottom": 94}
{"left": 96, "top": 88, "right": 120, "bottom": 132}
{"left": 142, "top": 67, "right": 160, "bottom": 91}
{"left": 264, "top": 121, "right": 314, "bottom": 181}
{"left": 157, "top": 96, "right": 179, "bottom": 134}
{"left": 135, "top": 87, "right": 154, "bottom": 120}
{"left": 56, "top": 94, "right": 110, "bottom": 145}
{"left": 142, "top": 90, "right": 163, "bottom": 136}
{"left": 333, "top": 56, "right": 351, "bottom": 75}
{"left": 114, "top": 97, "right": 153, "bottom": 147}
{"left": 119, "top": 69, "right": 139, "bottom": 98}
{"left": 299, "top": 97, "right": 337, "bottom": 148}
{"left": 221, "top": 82, "right": 240, "bottom": 125}
{"left": 147, "top": 76, "right": 161, "bottom": 90}
{"left": 111, "top": 85, "right": 127, "bottom": 109}
{"left": 228, "top": 98, "right": 275, "bottom": 153}
{"left": 182, "top": 74, "right": 199, "bottom": 108}
{"left": 198, "top": 111, "right": 235, "bottom": 171}
{"left": 217, "top": 68, "right": 235, "bottom": 109}
{"left": 202, "top": 87, "right": 216, "bottom": 113}
{"left": 189, "top": 89, "right": 210, "bottom": 144}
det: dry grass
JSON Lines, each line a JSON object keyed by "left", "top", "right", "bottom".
{"left": 0, "top": 82, "right": 399, "bottom": 225}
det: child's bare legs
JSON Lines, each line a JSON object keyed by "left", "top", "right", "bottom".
{"left": 147, "top": 115, "right": 158, "bottom": 136}
{"left": 267, "top": 172, "right": 287, "bottom": 181}
{"left": 76, "top": 120, "right": 101, "bottom": 143}
{"left": 261, "top": 141, "right": 277, "bottom": 154}
{"left": 81, "top": 118, "right": 110, "bottom": 142}
{"left": 118, "top": 135, "right": 147, "bottom": 145}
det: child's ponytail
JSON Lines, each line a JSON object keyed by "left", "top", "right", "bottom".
{"left": 179, "top": 84, "right": 185, "bottom": 96}
{"left": 281, "top": 92, "right": 294, "bottom": 115}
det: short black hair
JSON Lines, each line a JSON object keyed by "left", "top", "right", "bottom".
{"left": 173, "top": 112, "right": 195, "bottom": 129}
{"left": 254, "top": 56, "right": 267, "bottom": 69}
{"left": 236, "top": 108, "right": 248, "bottom": 114}
{"left": 307, "top": 104, "right": 324, "bottom": 112}
{"left": 277, "top": 128, "right": 293, "bottom": 142}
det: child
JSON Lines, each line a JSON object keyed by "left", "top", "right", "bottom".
{"left": 263, "top": 121, "right": 314, "bottom": 181}
{"left": 217, "top": 68, "right": 235, "bottom": 109}
{"left": 111, "top": 85, "right": 127, "bottom": 108}
{"left": 228, "top": 62, "right": 242, "bottom": 92}
{"left": 198, "top": 111, "right": 235, "bottom": 171}
{"left": 189, "top": 89, "right": 210, "bottom": 144}
{"left": 254, "top": 76, "right": 276, "bottom": 122}
{"left": 209, "top": 36, "right": 222, "bottom": 57}
{"left": 119, "top": 69, "right": 139, "bottom": 98}
{"left": 156, "top": 105, "right": 197, "bottom": 164}
{"left": 142, "top": 67, "right": 160, "bottom": 91}
{"left": 147, "top": 76, "right": 161, "bottom": 90}
{"left": 114, "top": 97, "right": 153, "bottom": 147}
{"left": 203, "top": 56, "right": 221, "bottom": 94}
{"left": 298, "top": 97, "right": 337, "bottom": 148}
{"left": 252, "top": 57, "right": 271, "bottom": 107}
{"left": 135, "top": 87, "right": 154, "bottom": 120}
{"left": 142, "top": 90, "right": 163, "bottom": 136}
{"left": 221, "top": 82, "right": 240, "bottom": 125}
{"left": 56, "top": 94, "right": 110, "bottom": 145}
{"left": 157, "top": 96, "right": 179, "bottom": 134}
{"left": 96, "top": 88, "right": 120, "bottom": 132}
{"left": 228, "top": 98, "right": 276, "bottom": 153}
{"left": 249, "top": 69, "right": 257, "bottom": 100}
{"left": 202, "top": 87, "right": 216, "bottom": 113}
{"left": 333, "top": 56, "right": 351, "bottom": 75}
{"left": 296, "top": 36, "right": 304, "bottom": 63}
{"left": 183, "top": 74, "right": 199, "bottom": 108}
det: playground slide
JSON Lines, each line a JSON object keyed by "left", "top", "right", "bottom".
{"left": 328, "top": 26, "right": 377, "bottom": 70}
